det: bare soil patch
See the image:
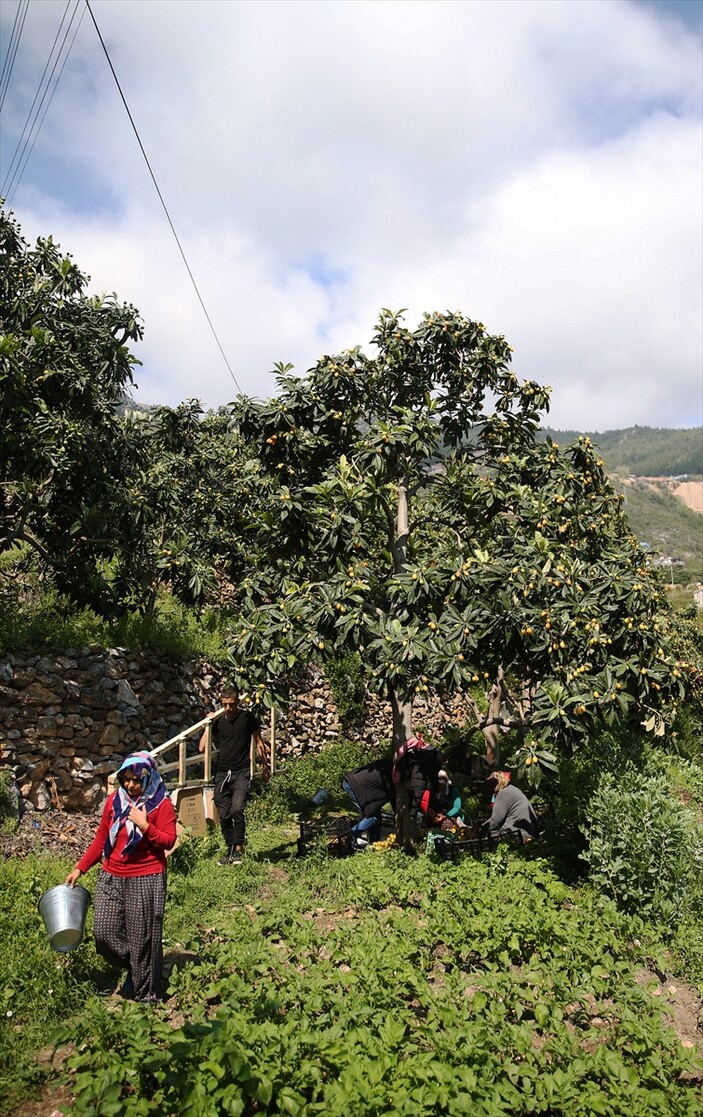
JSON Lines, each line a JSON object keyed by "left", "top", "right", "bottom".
{"left": 635, "top": 968, "right": 703, "bottom": 1053}
{"left": 10, "top": 1083, "right": 74, "bottom": 1117}
{"left": 620, "top": 475, "right": 703, "bottom": 515}
{"left": 0, "top": 808, "right": 99, "bottom": 862}
{"left": 674, "top": 480, "right": 703, "bottom": 515}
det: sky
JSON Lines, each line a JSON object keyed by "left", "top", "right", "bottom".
{"left": 1, "top": 0, "right": 701, "bottom": 431}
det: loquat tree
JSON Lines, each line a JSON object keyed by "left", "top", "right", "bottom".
{"left": 224, "top": 309, "right": 691, "bottom": 786}
{"left": 0, "top": 205, "right": 143, "bottom": 611}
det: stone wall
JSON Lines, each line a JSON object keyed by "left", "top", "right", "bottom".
{"left": 0, "top": 648, "right": 476, "bottom": 811}
{"left": 278, "top": 669, "right": 475, "bottom": 758}
{"left": 0, "top": 647, "right": 221, "bottom": 812}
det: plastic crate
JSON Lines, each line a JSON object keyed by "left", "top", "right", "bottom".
{"left": 379, "top": 811, "right": 396, "bottom": 839}
{"left": 434, "top": 831, "right": 496, "bottom": 861}
{"left": 297, "top": 816, "right": 353, "bottom": 858}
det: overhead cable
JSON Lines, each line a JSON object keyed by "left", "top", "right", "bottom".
{"left": 3, "top": 0, "right": 84, "bottom": 204}
{"left": 85, "top": 0, "right": 242, "bottom": 394}
{"left": 0, "top": 0, "right": 30, "bottom": 114}
{"left": 5, "top": 2, "right": 85, "bottom": 207}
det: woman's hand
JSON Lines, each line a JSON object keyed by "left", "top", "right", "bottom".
{"left": 128, "top": 804, "right": 148, "bottom": 833}
{"left": 65, "top": 868, "right": 81, "bottom": 887}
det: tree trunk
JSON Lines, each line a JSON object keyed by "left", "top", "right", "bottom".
{"left": 393, "top": 476, "right": 409, "bottom": 573}
{"left": 391, "top": 478, "right": 417, "bottom": 851}
{"left": 390, "top": 680, "right": 416, "bottom": 853}
{"left": 389, "top": 684, "right": 413, "bottom": 750}
{"left": 482, "top": 667, "right": 505, "bottom": 764}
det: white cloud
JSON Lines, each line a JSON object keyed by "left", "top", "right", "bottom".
{"left": 2, "top": 0, "right": 701, "bottom": 428}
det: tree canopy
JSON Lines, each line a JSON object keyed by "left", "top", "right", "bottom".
{"left": 115, "top": 399, "right": 254, "bottom": 612}
{"left": 225, "top": 310, "right": 689, "bottom": 774}
{"left": 0, "top": 205, "right": 142, "bottom": 610}
{"left": 1, "top": 207, "right": 695, "bottom": 778}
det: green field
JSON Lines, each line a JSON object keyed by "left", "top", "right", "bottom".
{"left": 2, "top": 747, "right": 702, "bottom": 1117}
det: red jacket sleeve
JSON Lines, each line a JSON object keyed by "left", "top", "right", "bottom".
{"left": 144, "top": 797, "right": 177, "bottom": 850}
{"left": 76, "top": 793, "right": 177, "bottom": 873}
{"left": 77, "top": 794, "right": 114, "bottom": 874}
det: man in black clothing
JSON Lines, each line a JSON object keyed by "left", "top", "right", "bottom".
{"left": 199, "top": 686, "right": 270, "bottom": 864}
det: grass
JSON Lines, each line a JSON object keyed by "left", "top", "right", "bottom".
{"left": 0, "top": 586, "right": 230, "bottom": 663}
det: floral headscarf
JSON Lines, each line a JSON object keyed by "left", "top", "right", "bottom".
{"left": 391, "top": 734, "right": 434, "bottom": 784}
{"left": 104, "top": 751, "right": 168, "bottom": 858}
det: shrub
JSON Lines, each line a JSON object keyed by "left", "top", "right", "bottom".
{"left": 0, "top": 581, "right": 229, "bottom": 663}
{"left": 115, "top": 596, "right": 229, "bottom": 662}
{"left": 0, "top": 583, "right": 111, "bottom": 653}
{"left": 0, "top": 771, "right": 19, "bottom": 833}
{"left": 580, "top": 769, "right": 699, "bottom": 923}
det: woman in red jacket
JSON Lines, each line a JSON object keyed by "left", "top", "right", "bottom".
{"left": 65, "top": 751, "right": 177, "bottom": 1002}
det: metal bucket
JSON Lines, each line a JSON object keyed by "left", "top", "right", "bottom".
{"left": 38, "top": 884, "right": 91, "bottom": 953}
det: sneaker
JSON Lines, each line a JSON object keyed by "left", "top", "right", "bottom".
{"left": 230, "top": 848, "right": 243, "bottom": 864}
{"left": 218, "top": 853, "right": 233, "bottom": 866}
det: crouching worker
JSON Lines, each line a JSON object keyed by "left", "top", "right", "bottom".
{"left": 392, "top": 734, "right": 442, "bottom": 852}
{"left": 487, "top": 771, "right": 540, "bottom": 843}
{"left": 342, "top": 759, "right": 396, "bottom": 850}
{"left": 422, "top": 769, "right": 467, "bottom": 832}
{"left": 65, "top": 751, "right": 177, "bottom": 1002}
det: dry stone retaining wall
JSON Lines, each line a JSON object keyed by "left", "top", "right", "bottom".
{"left": 0, "top": 649, "right": 476, "bottom": 812}
{"left": 0, "top": 647, "right": 220, "bottom": 812}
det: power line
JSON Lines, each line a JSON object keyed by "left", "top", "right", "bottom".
{"left": 5, "top": 3, "right": 85, "bottom": 207}
{"left": 0, "top": 0, "right": 30, "bottom": 114}
{"left": 2, "top": 0, "right": 83, "bottom": 203}
{"left": 85, "top": 0, "right": 242, "bottom": 395}
{"left": 3, "top": 0, "right": 74, "bottom": 186}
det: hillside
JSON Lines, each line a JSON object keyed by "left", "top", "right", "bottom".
{"left": 540, "top": 427, "right": 702, "bottom": 574}
{"left": 617, "top": 478, "right": 702, "bottom": 570}
{"left": 542, "top": 425, "right": 702, "bottom": 478}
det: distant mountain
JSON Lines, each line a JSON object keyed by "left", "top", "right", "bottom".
{"left": 116, "top": 394, "right": 156, "bottom": 418}
{"left": 540, "top": 427, "right": 702, "bottom": 573}
{"left": 541, "top": 425, "right": 702, "bottom": 478}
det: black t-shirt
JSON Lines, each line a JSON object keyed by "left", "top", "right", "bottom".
{"left": 212, "top": 709, "right": 261, "bottom": 772}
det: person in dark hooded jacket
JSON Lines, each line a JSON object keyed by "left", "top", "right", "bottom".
{"left": 342, "top": 759, "right": 395, "bottom": 847}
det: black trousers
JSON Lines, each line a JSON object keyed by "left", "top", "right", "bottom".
{"left": 213, "top": 767, "right": 251, "bottom": 849}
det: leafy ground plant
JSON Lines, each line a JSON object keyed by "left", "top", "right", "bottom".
{"left": 41, "top": 842, "right": 703, "bottom": 1116}
{"left": 580, "top": 769, "right": 700, "bottom": 922}
{"left": 3, "top": 747, "right": 703, "bottom": 1117}
{"left": 0, "top": 855, "right": 112, "bottom": 1110}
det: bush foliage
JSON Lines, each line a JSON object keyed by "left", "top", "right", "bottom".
{"left": 0, "top": 580, "right": 230, "bottom": 663}
{"left": 580, "top": 769, "right": 700, "bottom": 921}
